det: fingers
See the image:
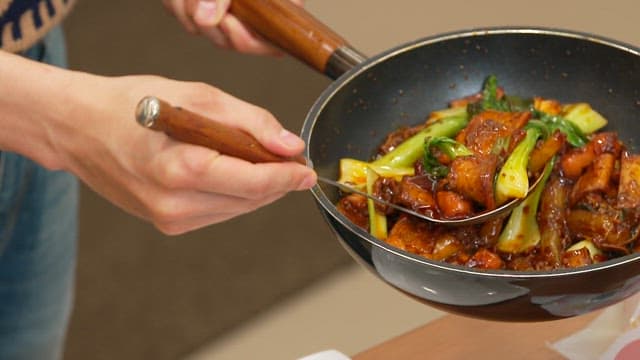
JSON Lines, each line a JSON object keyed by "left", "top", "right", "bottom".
{"left": 142, "top": 142, "right": 316, "bottom": 235}
{"left": 150, "top": 191, "right": 285, "bottom": 235}
{"left": 218, "top": 14, "right": 283, "bottom": 56}
{"left": 163, "top": 0, "right": 198, "bottom": 34}
{"left": 197, "top": 153, "right": 317, "bottom": 197}
{"left": 178, "top": 0, "right": 287, "bottom": 56}
{"left": 184, "top": 85, "right": 307, "bottom": 157}
{"left": 199, "top": 27, "right": 231, "bottom": 49}
{"left": 229, "top": 107, "right": 306, "bottom": 158}
{"left": 110, "top": 66, "right": 315, "bottom": 235}
{"left": 186, "top": 0, "right": 229, "bottom": 27}
{"left": 147, "top": 143, "right": 316, "bottom": 198}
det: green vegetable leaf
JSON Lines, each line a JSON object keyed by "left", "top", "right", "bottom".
{"left": 494, "top": 126, "right": 544, "bottom": 204}
{"left": 562, "top": 103, "right": 608, "bottom": 135}
{"left": 366, "top": 167, "right": 387, "bottom": 239}
{"left": 373, "top": 114, "right": 469, "bottom": 169}
{"left": 481, "top": 75, "right": 511, "bottom": 112}
{"left": 497, "top": 157, "right": 555, "bottom": 253}
{"left": 531, "top": 109, "right": 587, "bottom": 147}
{"left": 423, "top": 137, "right": 473, "bottom": 177}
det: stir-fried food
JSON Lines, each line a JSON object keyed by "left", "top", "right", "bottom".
{"left": 336, "top": 75, "right": 640, "bottom": 271}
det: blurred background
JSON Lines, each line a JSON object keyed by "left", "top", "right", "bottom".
{"left": 61, "top": 0, "right": 637, "bottom": 359}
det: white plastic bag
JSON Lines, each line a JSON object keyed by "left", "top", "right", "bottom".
{"left": 551, "top": 293, "right": 640, "bottom": 359}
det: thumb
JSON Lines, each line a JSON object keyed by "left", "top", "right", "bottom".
{"left": 189, "top": 0, "right": 230, "bottom": 27}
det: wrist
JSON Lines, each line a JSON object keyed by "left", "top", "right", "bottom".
{"left": 0, "top": 51, "right": 102, "bottom": 170}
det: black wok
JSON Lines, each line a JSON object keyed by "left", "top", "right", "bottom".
{"left": 231, "top": 1, "right": 640, "bottom": 321}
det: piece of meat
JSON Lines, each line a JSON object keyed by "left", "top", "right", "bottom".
{"left": 560, "top": 132, "right": 622, "bottom": 179}
{"left": 528, "top": 131, "right": 566, "bottom": 176}
{"left": 449, "top": 92, "right": 483, "bottom": 108}
{"left": 430, "top": 233, "right": 464, "bottom": 261}
{"left": 394, "top": 177, "right": 438, "bottom": 217}
{"left": 478, "top": 216, "right": 507, "bottom": 249}
{"left": 466, "top": 248, "right": 504, "bottom": 269}
{"left": 569, "top": 153, "right": 616, "bottom": 206}
{"left": 559, "top": 145, "right": 595, "bottom": 179}
{"left": 533, "top": 97, "right": 563, "bottom": 115}
{"left": 538, "top": 176, "right": 571, "bottom": 265}
{"left": 591, "top": 131, "right": 622, "bottom": 155}
{"left": 448, "top": 87, "right": 504, "bottom": 108}
{"left": 337, "top": 194, "right": 369, "bottom": 229}
{"left": 386, "top": 215, "right": 435, "bottom": 256}
{"left": 436, "top": 191, "right": 473, "bottom": 219}
{"left": 618, "top": 151, "right": 640, "bottom": 209}
{"left": 446, "top": 154, "right": 499, "bottom": 209}
{"left": 566, "top": 196, "right": 640, "bottom": 254}
{"left": 456, "top": 110, "right": 530, "bottom": 155}
{"left": 387, "top": 215, "right": 467, "bottom": 262}
{"left": 372, "top": 177, "right": 400, "bottom": 215}
{"left": 562, "top": 248, "right": 593, "bottom": 268}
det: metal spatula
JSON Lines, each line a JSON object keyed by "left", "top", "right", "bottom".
{"left": 135, "top": 96, "right": 541, "bottom": 226}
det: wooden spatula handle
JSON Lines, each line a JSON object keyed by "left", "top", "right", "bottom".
{"left": 229, "top": 0, "right": 366, "bottom": 78}
{"left": 135, "top": 96, "right": 306, "bottom": 165}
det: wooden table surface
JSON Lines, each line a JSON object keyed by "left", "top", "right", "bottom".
{"left": 353, "top": 311, "right": 600, "bottom": 359}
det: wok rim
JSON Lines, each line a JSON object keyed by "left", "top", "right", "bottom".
{"left": 301, "top": 26, "right": 640, "bottom": 279}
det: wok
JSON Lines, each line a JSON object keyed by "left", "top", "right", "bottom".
{"left": 230, "top": 1, "right": 640, "bottom": 321}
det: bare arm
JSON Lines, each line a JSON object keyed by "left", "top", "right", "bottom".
{"left": 0, "top": 50, "right": 316, "bottom": 234}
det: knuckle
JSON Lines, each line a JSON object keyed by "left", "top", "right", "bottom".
{"left": 140, "top": 74, "right": 164, "bottom": 83}
{"left": 289, "top": 172, "right": 307, "bottom": 190}
{"left": 148, "top": 196, "right": 184, "bottom": 226}
{"left": 157, "top": 161, "right": 189, "bottom": 190}
{"left": 252, "top": 108, "right": 280, "bottom": 140}
{"left": 187, "top": 82, "right": 223, "bottom": 106}
{"left": 192, "top": 81, "right": 213, "bottom": 94}
{"left": 255, "top": 108, "right": 275, "bottom": 126}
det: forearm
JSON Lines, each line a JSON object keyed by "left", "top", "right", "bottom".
{"left": 0, "top": 50, "right": 316, "bottom": 234}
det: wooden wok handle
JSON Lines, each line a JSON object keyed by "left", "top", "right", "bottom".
{"left": 229, "top": 0, "right": 366, "bottom": 79}
{"left": 135, "top": 96, "right": 306, "bottom": 165}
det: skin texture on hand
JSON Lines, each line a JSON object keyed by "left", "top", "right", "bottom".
{"left": 0, "top": 51, "right": 316, "bottom": 235}
{"left": 162, "top": 0, "right": 304, "bottom": 55}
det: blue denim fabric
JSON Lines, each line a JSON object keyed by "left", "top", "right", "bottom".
{"left": 0, "top": 27, "right": 78, "bottom": 360}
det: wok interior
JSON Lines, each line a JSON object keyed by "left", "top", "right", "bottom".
{"left": 307, "top": 29, "right": 640, "bottom": 276}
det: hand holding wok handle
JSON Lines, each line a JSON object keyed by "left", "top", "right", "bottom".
{"left": 229, "top": 0, "right": 366, "bottom": 79}
{"left": 135, "top": 96, "right": 307, "bottom": 165}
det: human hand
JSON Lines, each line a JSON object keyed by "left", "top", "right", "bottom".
{"left": 76, "top": 75, "right": 315, "bottom": 234}
{"left": 12, "top": 64, "right": 316, "bottom": 235}
{"left": 163, "top": 0, "right": 304, "bottom": 55}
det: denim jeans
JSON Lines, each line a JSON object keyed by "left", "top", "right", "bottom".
{"left": 0, "top": 27, "right": 79, "bottom": 360}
